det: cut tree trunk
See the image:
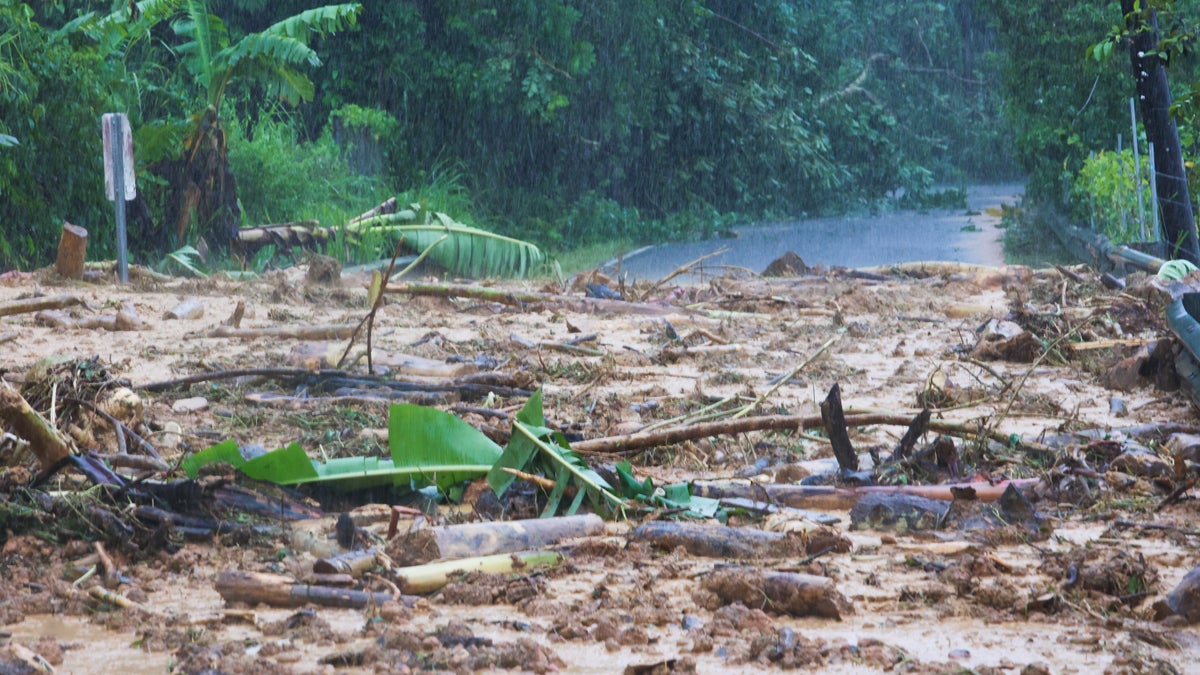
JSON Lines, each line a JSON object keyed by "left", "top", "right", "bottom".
{"left": 55, "top": 222, "right": 88, "bottom": 279}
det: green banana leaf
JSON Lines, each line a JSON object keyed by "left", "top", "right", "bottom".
{"left": 182, "top": 403, "right": 503, "bottom": 492}
{"left": 614, "top": 461, "right": 720, "bottom": 518}
{"left": 488, "top": 390, "right": 627, "bottom": 517}
{"left": 349, "top": 210, "right": 544, "bottom": 279}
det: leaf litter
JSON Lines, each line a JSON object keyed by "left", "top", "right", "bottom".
{"left": 1, "top": 256, "right": 1199, "bottom": 673}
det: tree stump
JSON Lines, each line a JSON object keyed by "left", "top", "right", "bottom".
{"left": 54, "top": 222, "right": 88, "bottom": 279}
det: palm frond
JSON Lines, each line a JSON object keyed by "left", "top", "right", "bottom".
{"left": 173, "top": 1, "right": 227, "bottom": 93}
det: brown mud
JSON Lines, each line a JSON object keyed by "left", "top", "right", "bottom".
{"left": 1, "top": 257, "right": 1199, "bottom": 674}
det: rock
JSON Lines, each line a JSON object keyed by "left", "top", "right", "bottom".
{"left": 1164, "top": 564, "right": 1200, "bottom": 623}
{"left": 762, "top": 251, "right": 810, "bottom": 277}
{"left": 306, "top": 254, "right": 342, "bottom": 285}
{"left": 172, "top": 396, "right": 209, "bottom": 413}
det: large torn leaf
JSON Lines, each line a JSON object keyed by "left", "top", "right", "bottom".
{"left": 352, "top": 209, "right": 544, "bottom": 279}
{"left": 488, "top": 389, "right": 627, "bottom": 517}
{"left": 183, "top": 403, "right": 502, "bottom": 492}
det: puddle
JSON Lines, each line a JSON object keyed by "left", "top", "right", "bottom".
{"left": 6, "top": 614, "right": 171, "bottom": 675}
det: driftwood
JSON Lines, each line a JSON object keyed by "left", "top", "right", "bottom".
{"left": 702, "top": 566, "right": 853, "bottom": 619}
{"left": 0, "top": 385, "right": 72, "bottom": 471}
{"left": 693, "top": 478, "right": 1042, "bottom": 511}
{"left": 55, "top": 222, "right": 88, "bottom": 279}
{"left": 35, "top": 308, "right": 144, "bottom": 331}
{"left": 570, "top": 412, "right": 1054, "bottom": 456}
{"left": 630, "top": 520, "right": 808, "bottom": 559}
{"left": 0, "top": 294, "right": 84, "bottom": 318}
{"left": 388, "top": 514, "right": 604, "bottom": 566}
{"left": 163, "top": 297, "right": 204, "bottom": 320}
{"left": 207, "top": 323, "right": 359, "bottom": 340}
{"left": 314, "top": 549, "right": 381, "bottom": 577}
{"left": 385, "top": 281, "right": 686, "bottom": 316}
{"left": 392, "top": 550, "right": 563, "bottom": 595}
{"left": 215, "top": 570, "right": 394, "bottom": 609}
{"left": 138, "top": 367, "right": 533, "bottom": 403}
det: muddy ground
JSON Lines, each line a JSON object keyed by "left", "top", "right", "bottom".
{"left": 1, "top": 251, "right": 1200, "bottom": 674}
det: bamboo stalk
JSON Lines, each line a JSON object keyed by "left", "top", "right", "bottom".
{"left": 392, "top": 550, "right": 563, "bottom": 594}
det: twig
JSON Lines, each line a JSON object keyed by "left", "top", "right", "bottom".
{"left": 646, "top": 247, "right": 730, "bottom": 295}
{"left": 731, "top": 334, "right": 840, "bottom": 420}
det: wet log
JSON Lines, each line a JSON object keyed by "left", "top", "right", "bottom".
{"left": 571, "top": 412, "right": 1054, "bottom": 456}
{"left": 55, "top": 222, "right": 88, "bottom": 279}
{"left": 385, "top": 281, "right": 685, "bottom": 316}
{"left": 693, "top": 478, "right": 1042, "bottom": 511}
{"left": 208, "top": 323, "right": 359, "bottom": 340}
{"left": 388, "top": 514, "right": 604, "bottom": 566}
{"left": 393, "top": 550, "right": 563, "bottom": 595}
{"left": 703, "top": 566, "right": 853, "bottom": 619}
{"left": 313, "top": 549, "right": 381, "bottom": 577}
{"left": 0, "top": 386, "right": 72, "bottom": 471}
{"left": 215, "top": 570, "right": 394, "bottom": 609}
{"left": 0, "top": 294, "right": 84, "bottom": 318}
{"left": 630, "top": 520, "right": 808, "bottom": 559}
{"left": 820, "top": 383, "right": 858, "bottom": 471}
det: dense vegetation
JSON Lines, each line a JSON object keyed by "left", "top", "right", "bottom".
{"left": 4, "top": 1, "right": 1199, "bottom": 273}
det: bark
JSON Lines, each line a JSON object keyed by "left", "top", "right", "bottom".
{"left": 1122, "top": 0, "right": 1200, "bottom": 263}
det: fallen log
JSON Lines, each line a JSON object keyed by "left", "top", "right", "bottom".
{"left": 392, "top": 550, "right": 563, "bottom": 595}
{"left": 385, "top": 281, "right": 686, "bottom": 316}
{"left": 215, "top": 570, "right": 395, "bottom": 609}
{"left": 0, "top": 385, "right": 72, "bottom": 471}
{"left": 0, "top": 294, "right": 84, "bottom": 318}
{"left": 388, "top": 514, "right": 604, "bottom": 566}
{"left": 693, "top": 478, "right": 1043, "bottom": 511}
{"left": 629, "top": 520, "right": 808, "bottom": 559}
{"left": 570, "top": 412, "right": 1054, "bottom": 456}
{"left": 702, "top": 566, "right": 853, "bottom": 619}
{"left": 207, "top": 323, "right": 359, "bottom": 340}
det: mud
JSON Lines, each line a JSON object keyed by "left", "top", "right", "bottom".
{"left": 0, "top": 257, "right": 1199, "bottom": 673}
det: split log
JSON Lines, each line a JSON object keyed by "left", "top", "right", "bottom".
{"left": 702, "top": 566, "right": 853, "bottom": 619}
{"left": 693, "top": 478, "right": 1042, "bottom": 511}
{"left": 0, "top": 294, "right": 84, "bottom": 318}
{"left": 388, "top": 514, "right": 604, "bottom": 566}
{"left": 630, "top": 520, "right": 810, "bottom": 559}
{"left": 821, "top": 383, "right": 858, "bottom": 471}
{"left": 0, "top": 385, "right": 72, "bottom": 471}
{"left": 215, "top": 570, "right": 394, "bottom": 609}
{"left": 392, "top": 550, "right": 563, "bottom": 594}
{"left": 55, "top": 222, "right": 88, "bottom": 279}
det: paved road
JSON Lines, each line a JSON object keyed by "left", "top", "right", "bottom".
{"left": 605, "top": 183, "right": 1023, "bottom": 281}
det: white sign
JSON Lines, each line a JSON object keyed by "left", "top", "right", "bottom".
{"left": 102, "top": 113, "right": 136, "bottom": 201}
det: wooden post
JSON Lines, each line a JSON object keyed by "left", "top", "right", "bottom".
{"left": 54, "top": 222, "right": 88, "bottom": 279}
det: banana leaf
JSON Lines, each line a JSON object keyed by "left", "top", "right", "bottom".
{"left": 182, "top": 403, "right": 503, "bottom": 492}
{"left": 488, "top": 390, "right": 627, "bottom": 517}
{"left": 349, "top": 210, "right": 544, "bottom": 279}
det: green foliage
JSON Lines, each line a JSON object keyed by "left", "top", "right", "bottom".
{"left": 1072, "top": 149, "right": 1154, "bottom": 244}
{"left": 226, "top": 112, "right": 389, "bottom": 225}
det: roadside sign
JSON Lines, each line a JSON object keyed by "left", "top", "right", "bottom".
{"left": 102, "top": 113, "right": 136, "bottom": 201}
